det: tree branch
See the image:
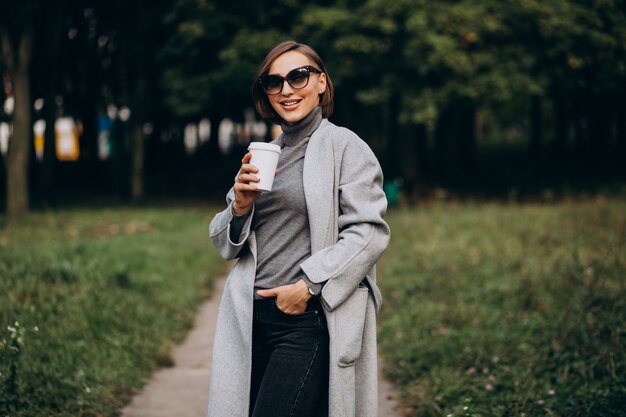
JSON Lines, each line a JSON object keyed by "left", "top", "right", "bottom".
{"left": 0, "top": 27, "right": 15, "bottom": 71}
{"left": 17, "top": 23, "right": 33, "bottom": 70}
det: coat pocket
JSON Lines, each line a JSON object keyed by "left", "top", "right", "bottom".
{"left": 334, "top": 287, "right": 369, "bottom": 367}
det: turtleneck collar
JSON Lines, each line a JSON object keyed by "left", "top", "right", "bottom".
{"left": 279, "top": 106, "right": 322, "bottom": 147}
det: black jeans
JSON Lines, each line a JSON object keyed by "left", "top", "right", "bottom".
{"left": 249, "top": 297, "right": 329, "bottom": 417}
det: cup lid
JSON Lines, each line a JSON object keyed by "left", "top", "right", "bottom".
{"left": 248, "top": 142, "right": 281, "bottom": 153}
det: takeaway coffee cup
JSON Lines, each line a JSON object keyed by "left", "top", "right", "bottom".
{"left": 247, "top": 142, "right": 281, "bottom": 192}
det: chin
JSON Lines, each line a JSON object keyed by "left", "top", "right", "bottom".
{"left": 280, "top": 112, "right": 305, "bottom": 125}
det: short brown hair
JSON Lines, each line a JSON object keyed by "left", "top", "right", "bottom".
{"left": 252, "top": 40, "right": 334, "bottom": 124}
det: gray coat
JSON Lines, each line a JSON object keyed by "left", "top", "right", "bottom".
{"left": 206, "top": 119, "right": 390, "bottom": 417}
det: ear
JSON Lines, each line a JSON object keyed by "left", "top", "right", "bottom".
{"left": 318, "top": 72, "right": 327, "bottom": 94}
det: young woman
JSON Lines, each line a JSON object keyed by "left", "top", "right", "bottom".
{"left": 207, "top": 40, "right": 390, "bottom": 417}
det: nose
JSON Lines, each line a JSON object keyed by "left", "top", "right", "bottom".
{"left": 281, "top": 79, "right": 295, "bottom": 95}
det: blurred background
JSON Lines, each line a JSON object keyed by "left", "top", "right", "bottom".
{"left": 1, "top": 0, "right": 624, "bottom": 213}
{"left": 1, "top": 1, "right": 625, "bottom": 417}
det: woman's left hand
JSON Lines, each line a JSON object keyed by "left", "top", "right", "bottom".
{"left": 257, "top": 279, "right": 312, "bottom": 314}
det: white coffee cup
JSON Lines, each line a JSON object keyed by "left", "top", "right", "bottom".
{"left": 248, "top": 142, "right": 282, "bottom": 192}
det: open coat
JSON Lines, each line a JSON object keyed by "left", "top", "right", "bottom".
{"left": 206, "top": 119, "right": 390, "bottom": 417}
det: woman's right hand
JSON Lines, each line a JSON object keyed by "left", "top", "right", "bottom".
{"left": 232, "top": 153, "right": 261, "bottom": 216}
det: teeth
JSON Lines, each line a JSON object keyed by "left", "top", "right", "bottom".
{"left": 282, "top": 101, "right": 299, "bottom": 106}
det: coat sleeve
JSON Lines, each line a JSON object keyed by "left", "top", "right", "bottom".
{"left": 209, "top": 187, "right": 255, "bottom": 260}
{"left": 299, "top": 132, "right": 390, "bottom": 311}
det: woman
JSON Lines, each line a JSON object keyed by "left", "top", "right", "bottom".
{"left": 207, "top": 40, "right": 390, "bottom": 417}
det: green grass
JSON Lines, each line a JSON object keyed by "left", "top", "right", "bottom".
{"left": 3, "top": 199, "right": 625, "bottom": 416}
{"left": 0, "top": 206, "right": 225, "bottom": 416}
{"left": 377, "top": 197, "right": 626, "bottom": 417}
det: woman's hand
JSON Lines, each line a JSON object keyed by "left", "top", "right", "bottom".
{"left": 233, "top": 153, "right": 261, "bottom": 215}
{"left": 257, "top": 279, "right": 312, "bottom": 314}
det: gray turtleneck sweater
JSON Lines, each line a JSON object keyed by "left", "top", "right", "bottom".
{"left": 230, "top": 107, "right": 323, "bottom": 298}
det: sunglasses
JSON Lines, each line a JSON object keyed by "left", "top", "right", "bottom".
{"left": 258, "top": 65, "right": 322, "bottom": 95}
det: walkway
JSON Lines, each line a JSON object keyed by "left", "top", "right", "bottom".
{"left": 121, "top": 278, "right": 404, "bottom": 417}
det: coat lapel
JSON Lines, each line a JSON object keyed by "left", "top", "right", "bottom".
{"left": 303, "top": 120, "right": 335, "bottom": 253}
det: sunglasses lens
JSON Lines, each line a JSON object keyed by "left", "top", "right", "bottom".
{"left": 260, "top": 67, "right": 318, "bottom": 95}
{"left": 261, "top": 75, "right": 283, "bottom": 94}
{"left": 287, "top": 69, "right": 310, "bottom": 89}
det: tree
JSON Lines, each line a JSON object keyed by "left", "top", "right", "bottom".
{"left": 2, "top": 0, "right": 624, "bottom": 207}
{"left": 0, "top": 3, "right": 39, "bottom": 214}
{"left": 96, "top": 0, "right": 171, "bottom": 201}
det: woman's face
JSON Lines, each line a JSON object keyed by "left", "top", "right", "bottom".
{"left": 267, "top": 51, "right": 326, "bottom": 125}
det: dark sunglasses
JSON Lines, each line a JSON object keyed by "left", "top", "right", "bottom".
{"left": 258, "top": 65, "right": 322, "bottom": 95}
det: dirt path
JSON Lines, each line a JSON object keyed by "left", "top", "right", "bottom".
{"left": 121, "top": 278, "right": 404, "bottom": 417}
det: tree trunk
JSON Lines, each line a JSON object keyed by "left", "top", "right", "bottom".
{"left": 130, "top": 122, "right": 144, "bottom": 201}
{"left": 2, "top": 25, "right": 33, "bottom": 214}
{"left": 39, "top": 1, "right": 64, "bottom": 204}
{"left": 589, "top": 93, "right": 611, "bottom": 158}
{"left": 410, "top": 123, "right": 429, "bottom": 197}
{"left": 573, "top": 89, "right": 588, "bottom": 157}
{"left": 617, "top": 93, "right": 626, "bottom": 155}
{"left": 529, "top": 94, "right": 542, "bottom": 159}
{"left": 40, "top": 76, "right": 59, "bottom": 203}
{"left": 554, "top": 94, "right": 569, "bottom": 154}
{"left": 128, "top": 73, "right": 147, "bottom": 202}
{"left": 78, "top": 38, "right": 100, "bottom": 187}
{"left": 383, "top": 92, "right": 401, "bottom": 179}
{"left": 456, "top": 98, "right": 476, "bottom": 177}
{"left": 434, "top": 106, "right": 453, "bottom": 185}
{"left": 112, "top": 119, "right": 129, "bottom": 199}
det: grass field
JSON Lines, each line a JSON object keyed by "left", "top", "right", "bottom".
{"left": 377, "top": 197, "right": 626, "bottom": 417}
{"left": 0, "top": 206, "right": 225, "bottom": 416}
{"left": 2, "top": 199, "right": 625, "bottom": 416}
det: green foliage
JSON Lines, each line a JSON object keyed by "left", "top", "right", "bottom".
{"left": 159, "top": 0, "right": 309, "bottom": 118}
{"left": 0, "top": 207, "right": 225, "bottom": 416}
{"left": 216, "top": 29, "right": 287, "bottom": 94}
{"left": 159, "top": 0, "right": 225, "bottom": 117}
{"left": 378, "top": 198, "right": 626, "bottom": 416}
{"left": 160, "top": 0, "right": 625, "bottom": 127}
{"left": 3, "top": 0, "right": 625, "bottom": 203}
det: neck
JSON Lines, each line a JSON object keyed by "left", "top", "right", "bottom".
{"left": 280, "top": 107, "right": 322, "bottom": 147}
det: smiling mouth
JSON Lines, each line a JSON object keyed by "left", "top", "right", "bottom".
{"left": 280, "top": 99, "right": 302, "bottom": 108}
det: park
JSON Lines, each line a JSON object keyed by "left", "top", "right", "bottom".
{"left": 1, "top": 1, "right": 625, "bottom": 416}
